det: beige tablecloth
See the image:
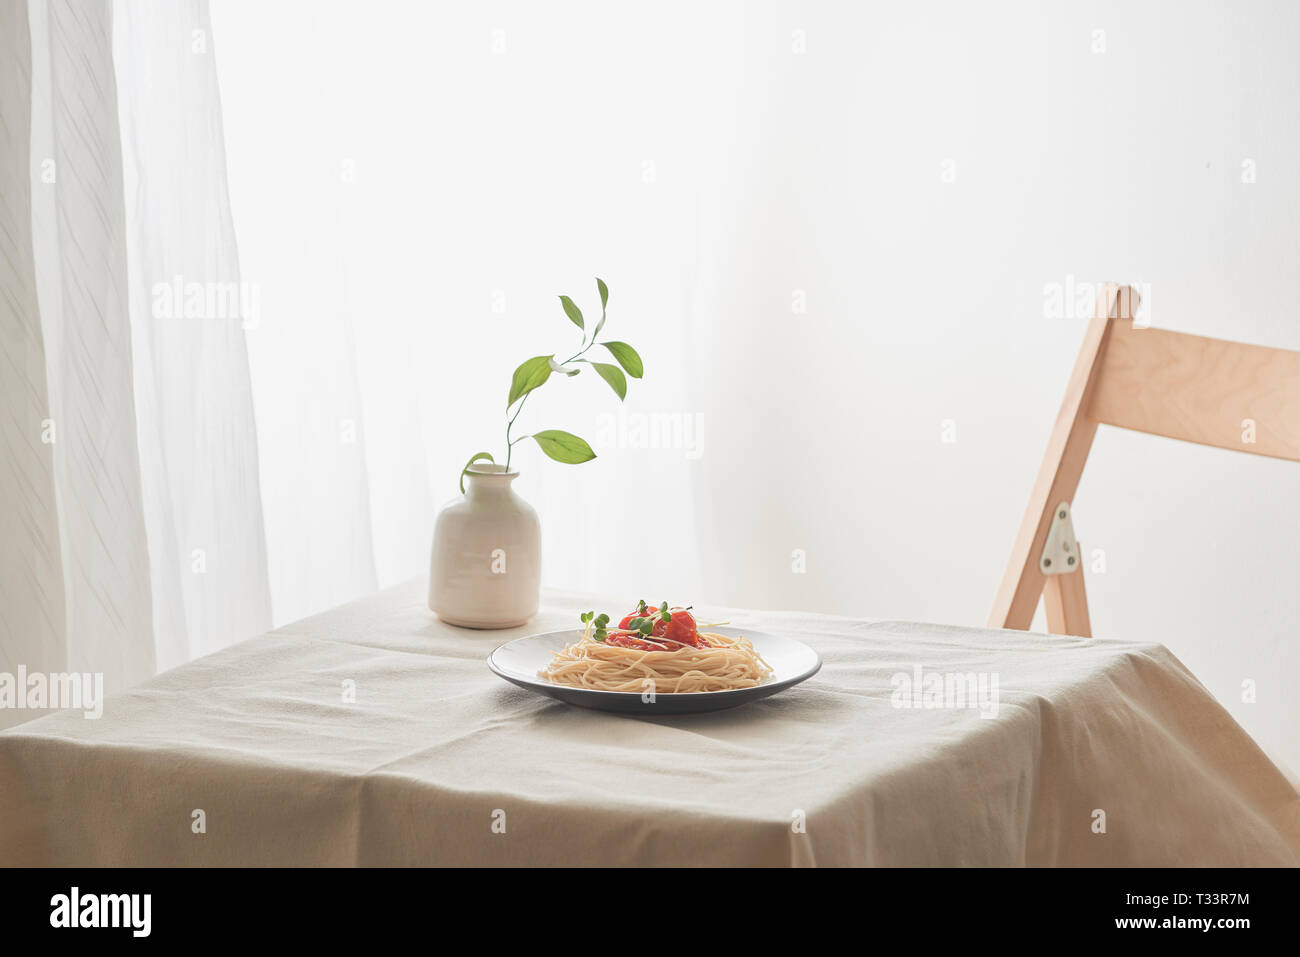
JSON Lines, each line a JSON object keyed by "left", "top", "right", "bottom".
{"left": 1, "top": 580, "right": 1296, "bottom": 866}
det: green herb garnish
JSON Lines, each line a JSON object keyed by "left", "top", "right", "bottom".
{"left": 580, "top": 611, "right": 611, "bottom": 641}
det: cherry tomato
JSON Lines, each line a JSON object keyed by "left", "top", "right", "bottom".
{"left": 663, "top": 607, "right": 699, "bottom": 646}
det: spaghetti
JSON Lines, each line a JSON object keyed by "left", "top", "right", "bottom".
{"left": 539, "top": 601, "right": 774, "bottom": 693}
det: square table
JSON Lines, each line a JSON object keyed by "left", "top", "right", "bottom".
{"left": 1, "top": 580, "right": 1296, "bottom": 866}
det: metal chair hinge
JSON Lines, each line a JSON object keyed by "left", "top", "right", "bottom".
{"left": 1040, "top": 501, "right": 1081, "bottom": 576}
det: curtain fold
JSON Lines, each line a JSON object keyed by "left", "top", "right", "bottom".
{"left": 113, "top": 0, "right": 272, "bottom": 667}
{"left": 0, "top": 0, "right": 67, "bottom": 716}
{"left": 0, "top": 0, "right": 271, "bottom": 721}
{"left": 26, "top": 0, "right": 155, "bottom": 698}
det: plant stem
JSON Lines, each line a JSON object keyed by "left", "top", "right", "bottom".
{"left": 504, "top": 393, "right": 529, "bottom": 470}
{"left": 503, "top": 335, "right": 599, "bottom": 471}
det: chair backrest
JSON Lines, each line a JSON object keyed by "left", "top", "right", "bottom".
{"left": 1090, "top": 298, "right": 1300, "bottom": 461}
{"left": 990, "top": 283, "right": 1300, "bottom": 636}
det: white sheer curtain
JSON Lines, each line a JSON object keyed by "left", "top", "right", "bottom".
{"left": 112, "top": 0, "right": 270, "bottom": 668}
{"left": 211, "top": 0, "right": 734, "bottom": 624}
{"left": 1, "top": 0, "right": 268, "bottom": 726}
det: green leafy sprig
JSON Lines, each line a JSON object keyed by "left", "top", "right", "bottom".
{"left": 624, "top": 601, "right": 672, "bottom": 635}
{"left": 580, "top": 611, "right": 611, "bottom": 641}
{"left": 579, "top": 601, "right": 672, "bottom": 641}
{"left": 460, "top": 278, "right": 644, "bottom": 492}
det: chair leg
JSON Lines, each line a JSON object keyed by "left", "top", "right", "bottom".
{"left": 1043, "top": 560, "right": 1092, "bottom": 637}
{"left": 989, "top": 283, "right": 1136, "bottom": 632}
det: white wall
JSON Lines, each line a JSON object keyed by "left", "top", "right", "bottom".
{"left": 211, "top": 0, "right": 1300, "bottom": 770}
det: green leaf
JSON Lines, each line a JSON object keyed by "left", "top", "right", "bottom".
{"left": 559, "top": 295, "right": 584, "bottom": 332}
{"left": 507, "top": 355, "right": 553, "bottom": 408}
{"left": 593, "top": 278, "right": 609, "bottom": 338}
{"left": 601, "top": 341, "right": 643, "bottom": 379}
{"left": 530, "top": 429, "right": 596, "bottom": 464}
{"left": 458, "top": 452, "right": 495, "bottom": 494}
{"left": 584, "top": 360, "right": 627, "bottom": 401}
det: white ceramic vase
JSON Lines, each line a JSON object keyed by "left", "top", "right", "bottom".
{"left": 429, "top": 463, "right": 541, "bottom": 629}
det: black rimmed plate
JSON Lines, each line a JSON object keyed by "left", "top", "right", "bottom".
{"left": 487, "top": 627, "right": 822, "bottom": 714}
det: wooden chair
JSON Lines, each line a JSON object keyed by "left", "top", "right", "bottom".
{"left": 990, "top": 282, "right": 1300, "bottom": 637}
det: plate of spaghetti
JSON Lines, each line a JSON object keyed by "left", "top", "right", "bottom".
{"left": 487, "top": 601, "right": 821, "bottom": 713}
